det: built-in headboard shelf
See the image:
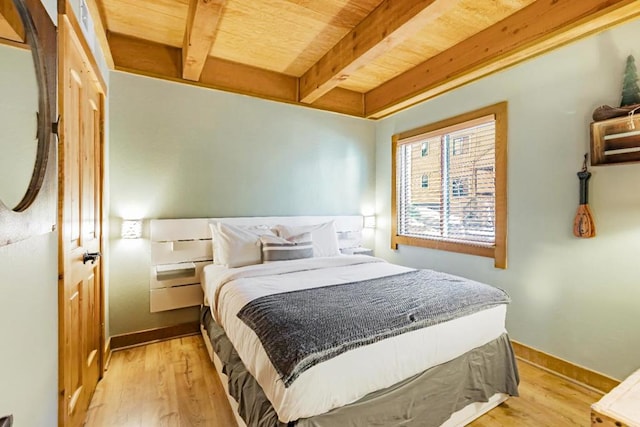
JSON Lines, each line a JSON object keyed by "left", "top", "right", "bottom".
{"left": 149, "top": 216, "right": 364, "bottom": 312}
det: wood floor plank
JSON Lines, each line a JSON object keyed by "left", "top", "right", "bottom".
{"left": 85, "top": 336, "right": 236, "bottom": 427}
{"left": 143, "top": 339, "right": 180, "bottom": 426}
{"left": 86, "top": 336, "right": 601, "bottom": 426}
{"left": 469, "top": 360, "right": 601, "bottom": 426}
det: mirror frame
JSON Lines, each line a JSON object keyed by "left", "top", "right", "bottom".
{"left": 0, "top": 0, "right": 57, "bottom": 246}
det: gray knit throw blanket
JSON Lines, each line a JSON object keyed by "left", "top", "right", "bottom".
{"left": 237, "top": 269, "right": 510, "bottom": 387}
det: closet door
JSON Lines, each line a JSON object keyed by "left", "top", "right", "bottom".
{"left": 58, "top": 12, "right": 105, "bottom": 427}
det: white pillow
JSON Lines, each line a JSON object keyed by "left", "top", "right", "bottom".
{"left": 275, "top": 221, "right": 340, "bottom": 257}
{"left": 209, "top": 223, "right": 275, "bottom": 268}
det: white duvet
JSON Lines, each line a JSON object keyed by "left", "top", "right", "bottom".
{"left": 203, "top": 255, "right": 507, "bottom": 423}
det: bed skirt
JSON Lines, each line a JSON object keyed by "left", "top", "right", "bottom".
{"left": 201, "top": 307, "right": 519, "bottom": 427}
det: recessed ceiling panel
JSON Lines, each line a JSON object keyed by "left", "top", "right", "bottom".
{"left": 210, "top": 0, "right": 383, "bottom": 76}
{"left": 102, "top": 0, "right": 188, "bottom": 48}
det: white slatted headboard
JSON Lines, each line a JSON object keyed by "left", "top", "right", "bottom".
{"left": 148, "top": 216, "right": 364, "bottom": 312}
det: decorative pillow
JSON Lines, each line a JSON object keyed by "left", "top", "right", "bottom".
{"left": 209, "top": 222, "right": 276, "bottom": 268}
{"left": 260, "top": 234, "right": 313, "bottom": 263}
{"left": 275, "top": 221, "right": 340, "bottom": 257}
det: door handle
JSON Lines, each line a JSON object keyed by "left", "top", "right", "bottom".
{"left": 83, "top": 251, "right": 101, "bottom": 264}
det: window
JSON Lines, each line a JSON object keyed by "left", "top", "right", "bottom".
{"left": 391, "top": 102, "right": 507, "bottom": 268}
{"left": 421, "top": 142, "right": 429, "bottom": 156}
{"left": 452, "top": 136, "right": 468, "bottom": 155}
{"left": 451, "top": 178, "right": 467, "bottom": 197}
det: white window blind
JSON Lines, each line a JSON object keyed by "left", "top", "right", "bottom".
{"left": 396, "top": 114, "right": 496, "bottom": 247}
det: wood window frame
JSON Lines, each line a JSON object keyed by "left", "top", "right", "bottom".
{"left": 391, "top": 102, "right": 508, "bottom": 269}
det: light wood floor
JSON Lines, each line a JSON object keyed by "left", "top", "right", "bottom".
{"left": 85, "top": 335, "right": 602, "bottom": 427}
{"left": 85, "top": 336, "right": 236, "bottom": 427}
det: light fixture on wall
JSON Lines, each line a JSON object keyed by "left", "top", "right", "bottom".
{"left": 121, "top": 219, "right": 142, "bottom": 239}
{"left": 363, "top": 215, "right": 376, "bottom": 229}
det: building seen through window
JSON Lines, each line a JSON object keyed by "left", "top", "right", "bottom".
{"left": 421, "top": 174, "right": 429, "bottom": 188}
{"left": 421, "top": 142, "right": 429, "bottom": 156}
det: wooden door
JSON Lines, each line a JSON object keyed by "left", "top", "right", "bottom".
{"left": 58, "top": 13, "right": 105, "bottom": 427}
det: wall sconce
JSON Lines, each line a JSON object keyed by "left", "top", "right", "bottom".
{"left": 121, "top": 219, "right": 142, "bottom": 239}
{"left": 363, "top": 215, "right": 376, "bottom": 229}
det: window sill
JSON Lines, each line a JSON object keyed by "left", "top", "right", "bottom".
{"left": 391, "top": 234, "right": 505, "bottom": 269}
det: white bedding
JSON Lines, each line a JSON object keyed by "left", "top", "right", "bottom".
{"left": 202, "top": 255, "right": 507, "bottom": 423}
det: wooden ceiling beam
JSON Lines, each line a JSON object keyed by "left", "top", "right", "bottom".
{"left": 298, "top": 0, "right": 460, "bottom": 104}
{"left": 0, "top": 0, "right": 24, "bottom": 42}
{"left": 182, "top": 0, "right": 226, "bottom": 82}
{"left": 84, "top": 0, "right": 114, "bottom": 68}
{"left": 365, "top": 0, "right": 640, "bottom": 119}
{"left": 108, "top": 32, "right": 365, "bottom": 117}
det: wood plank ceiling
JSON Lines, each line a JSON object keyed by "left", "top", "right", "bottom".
{"left": 0, "top": 0, "right": 25, "bottom": 43}
{"left": 4, "top": 0, "right": 638, "bottom": 118}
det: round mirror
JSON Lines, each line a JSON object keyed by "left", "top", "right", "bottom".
{"left": 0, "top": 41, "right": 39, "bottom": 209}
{"left": 0, "top": 0, "right": 56, "bottom": 246}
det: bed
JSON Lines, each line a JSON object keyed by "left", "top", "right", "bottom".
{"left": 150, "top": 216, "right": 519, "bottom": 427}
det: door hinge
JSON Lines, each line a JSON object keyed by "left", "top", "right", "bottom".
{"left": 52, "top": 116, "right": 61, "bottom": 136}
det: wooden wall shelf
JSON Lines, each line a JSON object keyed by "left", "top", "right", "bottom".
{"left": 591, "top": 115, "right": 640, "bottom": 166}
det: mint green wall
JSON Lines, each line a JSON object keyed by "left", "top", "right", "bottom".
{"left": 0, "top": 2, "right": 58, "bottom": 425}
{"left": 375, "top": 19, "right": 640, "bottom": 380}
{"left": 0, "top": 233, "right": 58, "bottom": 426}
{"left": 108, "top": 72, "right": 376, "bottom": 335}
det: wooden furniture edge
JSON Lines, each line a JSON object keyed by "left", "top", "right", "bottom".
{"left": 110, "top": 321, "right": 201, "bottom": 350}
{"left": 591, "top": 408, "right": 631, "bottom": 427}
{"left": 511, "top": 340, "right": 620, "bottom": 394}
{"left": 103, "top": 337, "right": 111, "bottom": 370}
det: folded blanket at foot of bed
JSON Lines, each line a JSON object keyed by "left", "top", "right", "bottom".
{"left": 236, "top": 269, "right": 511, "bottom": 387}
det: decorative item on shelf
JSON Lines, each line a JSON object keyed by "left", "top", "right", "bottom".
{"left": 592, "top": 104, "right": 640, "bottom": 122}
{"left": 573, "top": 154, "right": 596, "bottom": 239}
{"left": 363, "top": 215, "right": 376, "bottom": 229}
{"left": 592, "top": 55, "right": 640, "bottom": 122}
{"left": 590, "top": 55, "right": 640, "bottom": 165}
{"left": 0, "top": 414, "right": 13, "bottom": 427}
{"left": 620, "top": 55, "right": 640, "bottom": 107}
{"left": 121, "top": 219, "right": 142, "bottom": 239}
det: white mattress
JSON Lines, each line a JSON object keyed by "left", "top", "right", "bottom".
{"left": 202, "top": 255, "right": 507, "bottom": 423}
